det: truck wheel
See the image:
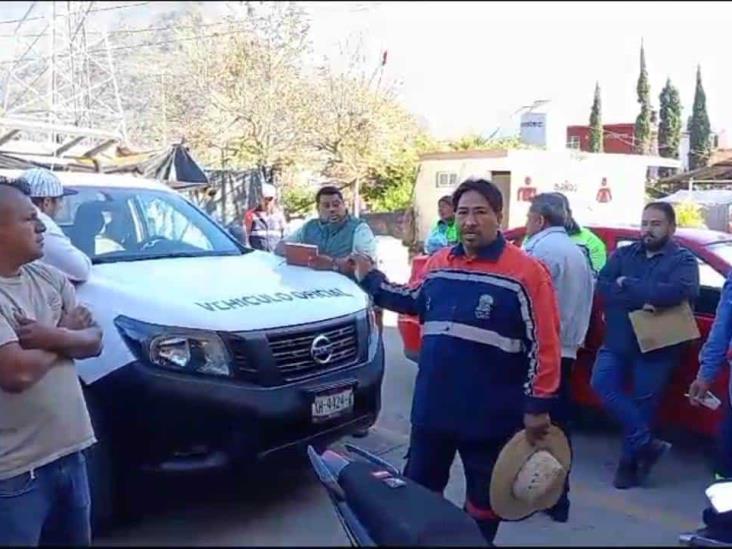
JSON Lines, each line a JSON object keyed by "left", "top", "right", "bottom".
{"left": 82, "top": 387, "right": 118, "bottom": 534}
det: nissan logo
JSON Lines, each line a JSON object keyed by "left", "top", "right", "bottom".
{"left": 311, "top": 334, "right": 334, "bottom": 365}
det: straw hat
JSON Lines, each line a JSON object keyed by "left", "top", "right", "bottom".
{"left": 490, "top": 426, "right": 571, "bottom": 521}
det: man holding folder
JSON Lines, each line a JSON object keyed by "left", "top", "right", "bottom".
{"left": 591, "top": 202, "right": 700, "bottom": 490}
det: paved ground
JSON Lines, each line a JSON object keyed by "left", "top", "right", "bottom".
{"left": 97, "top": 313, "right": 714, "bottom": 546}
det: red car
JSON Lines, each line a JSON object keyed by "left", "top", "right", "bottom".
{"left": 398, "top": 225, "right": 732, "bottom": 438}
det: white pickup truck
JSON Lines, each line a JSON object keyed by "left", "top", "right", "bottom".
{"left": 0, "top": 170, "right": 385, "bottom": 529}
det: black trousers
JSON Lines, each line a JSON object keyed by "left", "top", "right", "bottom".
{"left": 549, "top": 357, "right": 575, "bottom": 511}
{"left": 403, "top": 426, "right": 512, "bottom": 545}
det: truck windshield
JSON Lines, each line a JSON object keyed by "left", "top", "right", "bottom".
{"left": 57, "top": 186, "right": 245, "bottom": 264}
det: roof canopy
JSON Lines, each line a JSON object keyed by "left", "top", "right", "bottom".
{"left": 657, "top": 158, "right": 732, "bottom": 185}
{"left": 658, "top": 189, "right": 732, "bottom": 206}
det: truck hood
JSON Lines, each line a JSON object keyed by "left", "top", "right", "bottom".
{"left": 77, "top": 251, "right": 369, "bottom": 332}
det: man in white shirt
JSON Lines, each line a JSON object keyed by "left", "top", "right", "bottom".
{"left": 18, "top": 169, "right": 91, "bottom": 283}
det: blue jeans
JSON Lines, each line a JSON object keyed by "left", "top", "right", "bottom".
{"left": 0, "top": 451, "right": 92, "bottom": 546}
{"left": 591, "top": 346, "right": 678, "bottom": 461}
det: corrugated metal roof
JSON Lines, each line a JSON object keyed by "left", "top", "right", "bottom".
{"left": 659, "top": 189, "right": 732, "bottom": 205}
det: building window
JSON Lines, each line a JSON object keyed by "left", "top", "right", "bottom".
{"left": 567, "top": 136, "right": 581, "bottom": 150}
{"left": 435, "top": 172, "right": 458, "bottom": 188}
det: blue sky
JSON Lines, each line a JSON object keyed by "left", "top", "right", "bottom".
{"left": 0, "top": 1, "right": 729, "bottom": 142}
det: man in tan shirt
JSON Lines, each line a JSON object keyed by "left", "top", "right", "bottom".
{"left": 0, "top": 178, "right": 103, "bottom": 546}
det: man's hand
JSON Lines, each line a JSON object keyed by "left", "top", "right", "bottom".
{"left": 15, "top": 315, "right": 65, "bottom": 351}
{"left": 308, "top": 254, "right": 337, "bottom": 271}
{"left": 524, "top": 412, "right": 551, "bottom": 446}
{"left": 350, "top": 253, "right": 375, "bottom": 281}
{"left": 59, "top": 305, "right": 94, "bottom": 331}
{"left": 688, "top": 378, "right": 712, "bottom": 407}
{"left": 335, "top": 257, "right": 356, "bottom": 277}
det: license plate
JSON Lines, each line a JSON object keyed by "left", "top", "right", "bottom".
{"left": 311, "top": 388, "right": 354, "bottom": 423}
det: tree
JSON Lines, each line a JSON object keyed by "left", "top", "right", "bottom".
{"left": 364, "top": 132, "right": 437, "bottom": 212}
{"left": 589, "top": 82, "right": 603, "bottom": 152}
{"left": 674, "top": 201, "right": 706, "bottom": 228}
{"left": 307, "top": 39, "right": 425, "bottom": 213}
{"left": 634, "top": 42, "right": 652, "bottom": 154}
{"left": 689, "top": 65, "right": 712, "bottom": 170}
{"left": 115, "top": 3, "right": 430, "bottom": 214}
{"left": 447, "top": 134, "right": 526, "bottom": 151}
{"left": 658, "top": 78, "right": 682, "bottom": 159}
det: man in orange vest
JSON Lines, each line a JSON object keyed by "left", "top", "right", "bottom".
{"left": 244, "top": 183, "right": 286, "bottom": 252}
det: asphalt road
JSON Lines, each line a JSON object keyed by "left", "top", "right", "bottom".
{"left": 97, "top": 313, "right": 714, "bottom": 546}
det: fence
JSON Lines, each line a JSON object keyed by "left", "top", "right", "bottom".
{"left": 186, "top": 168, "right": 271, "bottom": 226}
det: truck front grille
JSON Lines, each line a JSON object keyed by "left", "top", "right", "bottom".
{"left": 268, "top": 321, "right": 358, "bottom": 381}
{"left": 225, "top": 317, "right": 361, "bottom": 384}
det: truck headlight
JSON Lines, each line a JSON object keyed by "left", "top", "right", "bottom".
{"left": 115, "top": 316, "right": 232, "bottom": 377}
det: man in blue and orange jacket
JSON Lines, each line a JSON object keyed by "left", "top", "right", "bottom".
{"left": 349, "top": 178, "right": 562, "bottom": 544}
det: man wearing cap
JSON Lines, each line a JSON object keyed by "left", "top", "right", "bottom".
{"left": 523, "top": 193, "right": 594, "bottom": 523}
{"left": 347, "top": 178, "right": 562, "bottom": 544}
{"left": 244, "top": 183, "right": 287, "bottom": 252}
{"left": 20, "top": 168, "right": 91, "bottom": 283}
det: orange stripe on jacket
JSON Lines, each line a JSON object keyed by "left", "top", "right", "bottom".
{"left": 421, "top": 241, "right": 561, "bottom": 402}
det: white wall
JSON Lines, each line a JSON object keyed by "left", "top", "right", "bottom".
{"left": 413, "top": 149, "right": 680, "bottom": 242}
{"left": 413, "top": 154, "right": 511, "bottom": 240}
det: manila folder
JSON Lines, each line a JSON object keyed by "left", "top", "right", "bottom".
{"left": 629, "top": 301, "right": 700, "bottom": 353}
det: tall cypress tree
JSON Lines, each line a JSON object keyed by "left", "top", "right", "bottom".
{"left": 689, "top": 65, "right": 712, "bottom": 170}
{"left": 634, "top": 41, "right": 652, "bottom": 154}
{"left": 589, "top": 82, "right": 603, "bottom": 152}
{"left": 658, "top": 78, "right": 682, "bottom": 159}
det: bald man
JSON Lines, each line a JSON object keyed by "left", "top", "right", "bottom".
{"left": 0, "top": 179, "right": 103, "bottom": 546}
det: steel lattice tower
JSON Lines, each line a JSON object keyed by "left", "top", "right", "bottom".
{"left": 1, "top": 1, "right": 127, "bottom": 144}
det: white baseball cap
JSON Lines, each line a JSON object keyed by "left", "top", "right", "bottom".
{"left": 262, "top": 183, "right": 276, "bottom": 199}
{"left": 20, "top": 168, "right": 77, "bottom": 199}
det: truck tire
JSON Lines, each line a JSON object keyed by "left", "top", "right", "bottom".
{"left": 82, "top": 386, "right": 118, "bottom": 534}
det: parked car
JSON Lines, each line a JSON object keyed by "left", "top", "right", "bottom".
{"left": 0, "top": 170, "right": 385, "bottom": 530}
{"left": 397, "top": 225, "right": 732, "bottom": 439}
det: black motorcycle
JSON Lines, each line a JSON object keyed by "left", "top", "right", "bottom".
{"left": 307, "top": 443, "right": 489, "bottom": 547}
{"left": 680, "top": 481, "right": 732, "bottom": 547}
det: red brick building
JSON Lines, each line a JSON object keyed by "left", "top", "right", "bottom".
{"left": 566, "top": 123, "right": 636, "bottom": 154}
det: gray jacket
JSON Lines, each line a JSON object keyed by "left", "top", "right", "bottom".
{"left": 524, "top": 226, "right": 595, "bottom": 359}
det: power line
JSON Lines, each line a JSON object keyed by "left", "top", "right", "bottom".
{"left": 0, "top": 27, "right": 254, "bottom": 66}
{"left": 0, "top": 2, "right": 150, "bottom": 26}
{"left": 0, "top": 19, "right": 232, "bottom": 39}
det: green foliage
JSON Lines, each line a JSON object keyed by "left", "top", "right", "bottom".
{"left": 689, "top": 65, "right": 712, "bottom": 170}
{"left": 589, "top": 82, "right": 603, "bottom": 153}
{"left": 364, "top": 177, "right": 414, "bottom": 212}
{"left": 364, "top": 151, "right": 417, "bottom": 212}
{"left": 637, "top": 43, "right": 650, "bottom": 104}
{"left": 447, "top": 134, "right": 526, "bottom": 151}
{"left": 658, "top": 78, "right": 682, "bottom": 159}
{"left": 362, "top": 133, "right": 436, "bottom": 212}
{"left": 281, "top": 184, "right": 315, "bottom": 217}
{"left": 674, "top": 201, "right": 706, "bottom": 228}
{"left": 635, "top": 43, "right": 652, "bottom": 154}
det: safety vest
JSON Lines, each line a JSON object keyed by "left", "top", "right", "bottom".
{"left": 245, "top": 208, "right": 285, "bottom": 252}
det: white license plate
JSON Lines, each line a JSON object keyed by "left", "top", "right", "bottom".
{"left": 311, "top": 389, "right": 354, "bottom": 423}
